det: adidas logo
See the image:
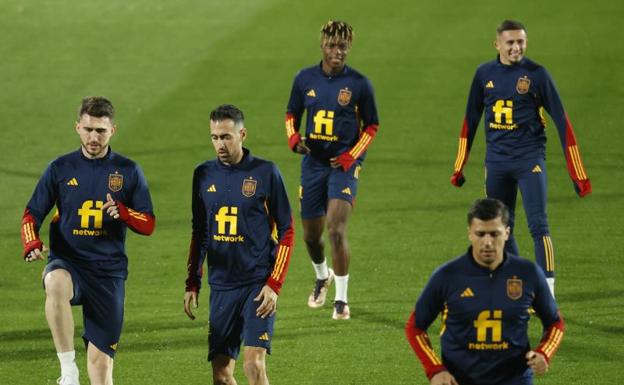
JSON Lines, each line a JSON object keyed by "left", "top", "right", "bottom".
{"left": 341, "top": 187, "right": 351, "bottom": 195}
{"left": 207, "top": 184, "right": 217, "bottom": 192}
{"left": 460, "top": 287, "right": 474, "bottom": 298}
{"left": 532, "top": 165, "right": 542, "bottom": 173}
{"left": 486, "top": 80, "right": 494, "bottom": 88}
{"left": 259, "top": 332, "right": 269, "bottom": 341}
{"left": 307, "top": 89, "right": 316, "bottom": 97}
{"left": 66, "top": 178, "right": 78, "bottom": 186}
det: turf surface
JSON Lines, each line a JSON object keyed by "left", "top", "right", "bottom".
{"left": 1, "top": 0, "right": 623, "bottom": 383}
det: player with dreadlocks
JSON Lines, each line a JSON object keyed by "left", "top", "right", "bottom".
{"left": 284, "top": 20, "right": 380, "bottom": 320}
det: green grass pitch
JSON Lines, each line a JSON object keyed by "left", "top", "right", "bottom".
{"left": 1, "top": 0, "right": 623, "bottom": 384}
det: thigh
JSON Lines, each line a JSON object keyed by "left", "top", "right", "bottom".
{"left": 326, "top": 199, "right": 352, "bottom": 231}
{"left": 209, "top": 288, "right": 245, "bottom": 361}
{"left": 241, "top": 284, "right": 274, "bottom": 354}
{"left": 517, "top": 159, "right": 548, "bottom": 219}
{"left": 485, "top": 162, "right": 518, "bottom": 216}
{"left": 327, "top": 161, "right": 361, "bottom": 205}
{"left": 300, "top": 155, "right": 330, "bottom": 219}
{"left": 81, "top": 276, "right": 125, "bottom": 358}
{"left": 302, "top": 217, "right": 325, "bottom": 241}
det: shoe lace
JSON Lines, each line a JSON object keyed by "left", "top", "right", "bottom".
{"left": 334, "top": 300, "right": 346, "bottom": 314}
{"left": 313, "top": 278, "right": 328, "bottom": 299}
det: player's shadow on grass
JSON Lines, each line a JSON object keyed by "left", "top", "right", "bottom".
{"left": 0, "top": 319, "right": 207, "bottom": 361}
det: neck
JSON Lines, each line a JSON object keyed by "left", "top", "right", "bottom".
{"left": 322, "top": 62, "right": 343, "bottom": 76}
{"left": 224, "top": 150, "right": 244, "bottom": 166}
{"left": 472, "top": 253, "right": 504, "bottom": 271}
{"left": 81, "top": 145, "right": 108, "bottom": 159}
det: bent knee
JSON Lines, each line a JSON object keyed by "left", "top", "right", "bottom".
{"left": 44, "top": 269, "right": 73, "bottom": 299}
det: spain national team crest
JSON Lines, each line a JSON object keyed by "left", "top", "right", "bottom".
{"left": 506, "top": 276, "right": 523, "bottom": 300}
{"left": 337, "top": 88, "right": 352, "bottom": 106}
{"left": 516, "top": 76, "right": 531, "bottom": 94}
{"left": 242, "top": 177, "right": 257, "bottom": 198}
{"left": 108, "top": 173, "right": 123, "bottom": 192}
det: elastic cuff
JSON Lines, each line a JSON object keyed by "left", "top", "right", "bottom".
{"left": 266, "top": 278, "right": 281, "bottom": 295}
{"left": 288, "top": 133, "right": 301, "bottom": 151}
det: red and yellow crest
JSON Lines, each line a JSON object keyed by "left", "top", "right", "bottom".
{"left": 337, "top": 88, "right": 352, "bottom": 106}
{"left": 516, "top": 76, "right": 531, "bottom": 94}
{"left": 506, "top": 276, "right": 523, "bottom": 300}
{"left": 242, "top": 177, "right": 257, "bottom": 198}
{"left": 108, "top": 173, "right": 123, "bottom": 192}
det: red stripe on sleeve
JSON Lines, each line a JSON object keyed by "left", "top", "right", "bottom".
{"left": 534, "top": 314, "right": 565, "bottom": 363}
{"left": 266, "top": 216, "right": 295, "bottom": 295}
{"left": 117, "top": 201, "right": 155, "bottom": 235}
{"left": 452, "top": 118, "right": 470, "bottom": 173}
{"left": 21, "top": 208, "right": 43, "bottom": 258}
{"left": 405, "top": 311, "right": 447, "bottom": 380}
{"left": 285, "top": 113, "right": 302, "bottom": 151}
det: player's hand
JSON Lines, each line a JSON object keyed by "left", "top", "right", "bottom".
{"left": 102, "top": 193, "right": 120, "bottom": 219}
{"left": 24, "top": 245, "right": 48, "bottom": 262}
{"left": 430, "top": 370, "right": 458, "bottom": 385}
{"left": 184, "top": 291, "right": 199, "bottom": 320}
{"left": 526, "top": 351, "right": 549, "bottom": 375}
{"left": 254, "top": 285, "right": 277, "bottom": 319}
{"left": 294, "top": 140, "right": 310, "bottom": 155}
{"left": 450, "top": 171, "right": 465, "bottom": 187}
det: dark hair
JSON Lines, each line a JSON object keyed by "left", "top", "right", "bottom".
{"left": 79, "top": 96, "right": 114, "bottom": 119}
{"left": 210, "top": 104, "right": 244, "bottom": 127}
{"left": 497, "top": 20, "right": 526, "bottom": 34}
{"left": 467, "top": 198, "right": 510, "bottom": 226}
{"left": 320, "top": 20, "right": 353, "bottom": 45}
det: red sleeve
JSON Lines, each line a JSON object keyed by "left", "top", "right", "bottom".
{"left": 562, "top": 114, "right": 591, "bottom": 197}
{"left": 20, "top": 208, "right": 43, "bottom": 258}
{"left": 453, "top": 118, "right": 470, "bottom": 174}
{"left": 405, "top": 311, "right": 447, "bottom": 380}
{"left": 116, "top": 201, "right": 155, "bottom": 235}
{"left": 265, "top": 216, "right": 295, "bottom": 295}
{"left": 534, "top": 314, "right": 565, "bottom": 364}
{"left": 336, "top": 124, "right": 378, "bottom": 171}
{"left": 285, "top": 113, "right": 302, "bottom": 151}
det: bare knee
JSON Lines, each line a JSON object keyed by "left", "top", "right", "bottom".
{"left": 303, "top": 233, "right": 323, "bottom": 248}
{"left": 213, "top": 373, "right": 236, "bottom": 385}
{"left": 212, "top": 355, "right": 236, "bottom": 385}
{"left": 243, "top": 356, "right": 266, "bottom": 380}
{"left": 44, "top": 269, "right": 73, "bottom": 301}
{"left": 327, "top": 225, "right": 346, "bottom": 246}
{"left": 303, "top": 219, "right": 324, "bottom": 246}
{"left": 87, "top": 344, "right": 113, "bottom": 385}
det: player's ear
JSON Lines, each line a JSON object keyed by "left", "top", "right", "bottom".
{"left": 503, "top": 226, "right": 510, "bottom": 241}
{"left": 111, "top": 124, "right": 117, "bottom": 136}
{"left": 240, "top": 127, "right": 247, "bottom": 142}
